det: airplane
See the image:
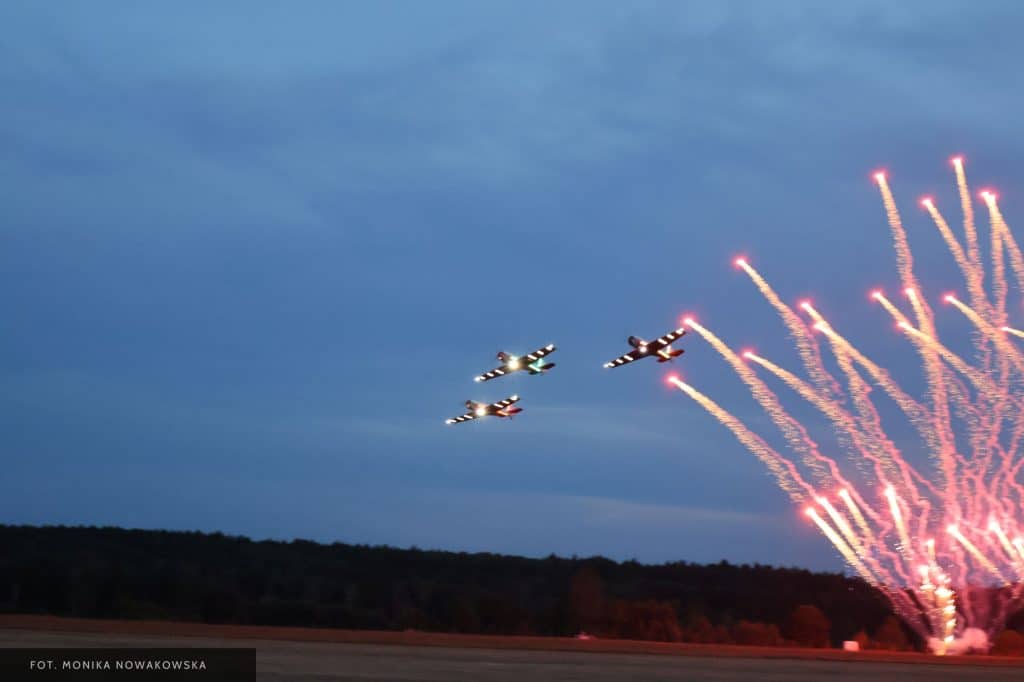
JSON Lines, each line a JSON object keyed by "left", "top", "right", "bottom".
{"left": 603, "top": 327, "right": 687, "bottom": 369}
{"left": 445, "top": 395, "right": 522, "bottom": 424}
{"left": 474, "top": 344, "right": 557, "bottom": 382}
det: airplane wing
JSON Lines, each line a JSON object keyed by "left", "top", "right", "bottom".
{"left": 603, "top": 350, "right": 641, "bottom": 368}
{"left": 475, "top": 365, "right": 509, "bottom": 382}
{"left": 445, "top": 412, "right": 478, "bottom": 425}
{"left": 490, "top": 395, "right": 520, "bottom": 410}
{"left": 523, "top": 343, "right": 557, "bottom": 363}
{"left": 649, "top": 327, "right": 687, "bottom": 351}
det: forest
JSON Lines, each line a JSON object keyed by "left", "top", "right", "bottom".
{"left": 3, "top": 524, "right": 1024, "bottom": 653}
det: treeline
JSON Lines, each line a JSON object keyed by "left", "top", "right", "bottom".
{"left": 0, "top": 524, "right": 976, "bottom": 650}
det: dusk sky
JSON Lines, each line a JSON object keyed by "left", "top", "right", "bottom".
{"left": 3, "top": 2, "right": 1024, "bottom": 573}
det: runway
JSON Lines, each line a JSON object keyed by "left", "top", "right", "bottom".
{"left": 1, "top": 619, "right": 1023, "bottom": 681}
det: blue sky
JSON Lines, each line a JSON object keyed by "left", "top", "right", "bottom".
{"left": 3, "top": 1, "right": 1023, "bottom": 572}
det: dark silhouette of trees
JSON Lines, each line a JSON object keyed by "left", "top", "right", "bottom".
{"left": 682, "top": 614, "right": 718, "bottom": 643}
{"left": 783, "top": 605, "right": 830, "bottom": 648}
{"left": 603, "top": 599, "right": 684, "bottom": 642}
{"left": 0, "top": 524, "right": 910, "bottom": 647}
{"left": 568, "top": 566, "right": 605, "bottom": 633}
{"left": 732, "top": 620, "right": 783, "bottom": 646}
{"left": 991, "top": 630, "right": 1024, "bottom": 656}
{"left": 871, "top": 615, "right": 911, "bottom": 651}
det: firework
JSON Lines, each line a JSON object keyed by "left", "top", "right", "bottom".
{"left": 674, "top": 159, "right": 1024, "bottom": 654}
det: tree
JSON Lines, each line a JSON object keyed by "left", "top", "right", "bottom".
{"left": 0, "top": 525, "right": 899, "bottom": 642}
{"left": 568, "top": 565, "right": 605, "bottom": 633}
{"left": 732, "top": 620, "right": 783, "bottom": 646}
{"left": 613, "top": 599, "right": 683, "bottom": 642}
{"left": 684, "top": 614, "right": 716, "bottom": 643}
{"left": 991, "top": 630, "right": 1024, "bottom": 656}
{"left": 871, "top": 615, "right": 909, "bottom": 651}
{"left": 784, "top": 604, "right": 831, "bottom": 648}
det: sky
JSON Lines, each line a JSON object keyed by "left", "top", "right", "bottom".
{"left": 3, "top": 1, "right": 1024, "bottom": 573}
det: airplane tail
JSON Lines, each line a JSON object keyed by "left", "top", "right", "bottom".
{"left": 503, "top": 407, "right": 523, "bottom": 417}
{"left": 528, "top": 362, "right": 556, "bottom": 374}
{"left": 657, "top": 349, "right": 685, "bottom": 363}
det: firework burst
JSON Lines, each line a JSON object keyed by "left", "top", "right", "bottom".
{"left": 672, "top": 159, "right": 1024, "bottom": 654}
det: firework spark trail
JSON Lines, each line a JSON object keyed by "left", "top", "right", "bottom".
{"left": 819, "top": 496, "right": 866, "bottom": 555}
{"left": 875, "top": 295, "right": 967, "bottom": 500}
{"left": 905, "top": 288, "right": 931, "bottom": 331}
{"left": 987, "top": 195, "right": 1009, "bottom": 324}
{"left": 930, "top": 294, "right": 1020, "bottom": 590}
{"left": 744, "top": 351, "right": 907, "bottom": 507}
{"left": 989, "top": 521, "right": 1019, "bottom": 571}
{"left": 948, "top": 525, "right": 1008, "bottom": 583}
{"left": 799, "top": 298, "right": 934, "bottom": 484}
{"left": 812, "top": 308, "right": 935, "bottom": 451}
{"left": 747, "top": 302, "right": 936, "bottom": 585}
{"left": 800, "top": 306, "right": 942, "bottom": 503}
{"left": 877, "top": 174, "right": 923, "bottom": 304}
{"left": 737, "top": 259, "right": 843, "bottom": 398}
{"left": 927, "top": 324, "right": 996, "bottom": 482}
{"left": 703, "top": 321, "right": 921, "bottom": 587}
{"left": 923, "top": 199, "right": 973, "bottom": 289}
{"left": 987, "top": 195, "right": 1024, "bottom": 480}
{"left": 878, "top": 177, "right": 962, "bottom": 513}
{"left": 837, "top": 495, "right": 916, "bottom": 593}
{"left": 815, "top": 300, "right": 932, "bottom": 430}
{"left": 830, "top": 353, "right": 937, "bottom": 589}
{"left": 747, "top": 347, "right": 902, "bottom": 494}
{"left": 978, "top": 217, "right": 1012, "bottom": 490}
{"left": 927, "top": 361, "right": 1007, "bottom": 511}
{"left": 947, "top": 160, "right": 1000, "bottom": 436}
{"left": 989, "top": 196, "right": 1024, "bottom": 298}
{"left": 835, "top": 348, "right": 919, "bottom": 494}
{"left": 900, "top": 321, "right": 1023, "bottom": 493}
{"left": 673, "top": 160, "right": 1024, "bottom": 646}
{"left": 839, "top": 488, "right": 874, "bottom": 542}
{"left": 947, "top": 296, "right": 1024, "bottom": 375}
{"left": 922, "top": 342, "right": 1005, "bottom": 500}
{"left": 873, "top": 292, "right": 913, "bottom": 327}
{"left": 807, "top": 503, "right": 921, "bottom": 623}
{"left": 684, "top": 320, "right": 834, "bottom": 484}
{"left": 667, "top": 377, "right": 813, "bottom": 499}
{"left": 954, "top": 157, "right": 984, "bottom": 291}
{"left": 806, "top": 508, "right": 874, "bottom": 582}
{"left": 885, "top": 485, "right": 915, "bottom": 562}
{"left": 817, "top": 495, "right": 903, "bottom": 589}
{"left": 899, "top": 324, "right": 1007, "bottom": 402}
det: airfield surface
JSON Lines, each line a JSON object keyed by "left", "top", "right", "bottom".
{"left": 2, "top": 616, "right": 1023, "bottom": 681}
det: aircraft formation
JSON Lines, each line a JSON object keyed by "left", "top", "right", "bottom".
{"left": 444, "top": 326, "right": 687, "bottom": 424}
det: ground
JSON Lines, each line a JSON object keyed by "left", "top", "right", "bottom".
{"left": 1, "top": 616, "right": 1022, "bottom": 681}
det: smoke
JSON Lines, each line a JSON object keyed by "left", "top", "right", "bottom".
{"left": 928, "top": 628, "right": 989, "bottom": 655}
